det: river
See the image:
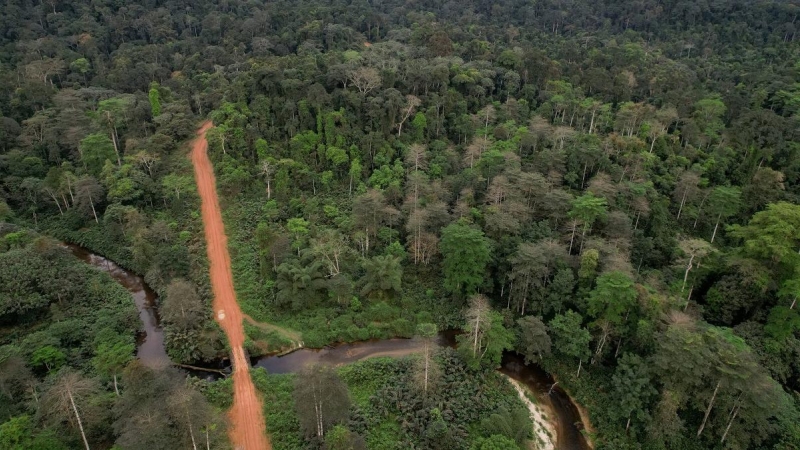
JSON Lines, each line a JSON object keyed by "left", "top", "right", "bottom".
{"left": 64, "top": 244, "right": 169, "bottom": 366}
{"left": 67, "top": 244, "right": 591, "bottom": 450}
{"left": 254, "top": 333, "right": 592, "bottom": 450}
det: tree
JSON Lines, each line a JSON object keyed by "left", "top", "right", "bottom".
{"left": 654, "top": 320, "right": 776, "bottom": 441}
{"left": 396, "top": 95, "right": 421, "bottom": 136}
{"left": 549, "top": 311, "right": 591, "bottom": 377}
{"left": 611, "top": 353, "right": 655, "bottom": 432}
{"left": 287, "top": 217, "right": 310, "bottom": 256}
{"left": 31, "top": 345, "right": 66, "bottom": 372}
{"left": 114, "top": 365, "right": 224, "bottom": 450}
{"left": 458, "top": 297, "right": 513, "bottom": 370}
{"left": 672, "top": 170, "right": 703, "bottom": 221}
{"left": 743, "top": 168, "right": 785, "bottom": 213}
{"left": 79, "top": 134, "right": 116, "bottom": 175}
{"left": 677, "top": 238, "right": 713, "bottom": 292}
{"left": 167, "top": 385, "right": 212, "bottom": 450}
{"left": 440, "top": 222, "right": 491, "bottom": 297}
{"left": 347, "top": 67, "right": 382, "bottom": 95}
{"left": 706, "top": 186, "right": 741, "bottom": 243}
{"left": 352, "top": 189, "right": 399, "bottom": 255}
{"left": 568, "top": 194, "right": 608, "bottom": 253}
{"left": 325, "top": 425, "right": 366, "bottom": 450}
{"left": 480, "top": 408, "right": 531, "bottom": 447}
{"left": 310, "top": 228, "right": 351, "bottom": 277}
{"left": 42, "top": 370, "right": 97, "bottom": 450}
{"left": 588, "top": 271, "right": 637, "bottom": 325}
{"left": 692, "top": 95, "right": 726, "bottom": 144}
{"left": 728, "top": 201, "right": 800, "bottom": 280}
{"left": 260, "top": 158, "right": 276, "bottom": 199}
{"left": 462, "top": 295, "right": 492, "bottom": 360}
{"left": 0, "top": 200, "right": 11, "bottom": 221}
{"left": 0, "top": 415, "right": 67, "bottom": 450}
{"left": 359, "top": 254, "right": 402, "bottom": 299}
{"left": 162, "top": 174, "right": 194, "bottom": 203}
{"left": 470, "top": 434, "right": 520, "bottom": 450}
{"left": 162, "top": 279, "right": 204, "bottom": 330}
{"left": 275, "top": 259, "right": 327, "bottom": 310}
{"left": 294, "top": 365, "right": 350, "bottom": 439}
{"left": 587, "top": 271, "right": 637, "bottom": 362}
{"left": 96, "top": 96, "right": 133, "bottom": 166}
{"left": 414, "top": 323, "right": 439, "bottom": 394}
{"left": 92, "top": 330, "right": 134, "bottom": 396}
{"left": 507, "top": 240, "right": 565, "bottom": 315}
{"left": 348, "top": 157, "right": 362, "bottom": 196}
{"left": 148, "top": 82, "right": 161, "bottom": 117}
{"left": 516, "top": 316, "right": 551, "bottom": 364}
{"left": 75, "top": 176, "right": 103, "bottom": 223}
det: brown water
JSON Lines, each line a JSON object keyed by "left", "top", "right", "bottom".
{"left": 62, "top": 244, "right": 590, "bottom": 449}
{"left": 254, "top": 333, "right": 591, "bottom": 450}
{"left": 64, "top": 244, "right": 170, "bottom": 367}
{"left": 499, "top": 353, "right": 591, "bottom": 450}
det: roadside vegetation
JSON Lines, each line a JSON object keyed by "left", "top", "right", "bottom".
{"left": 1, "top": 0, "right": 799, "bottom": 448}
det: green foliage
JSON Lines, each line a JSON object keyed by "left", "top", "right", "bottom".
{"left": 253, "top": 370, "right": 304, "bottom": 450}
{"left": 548, "top": 311, "right": 591, "bottom": 363}
{"left": 440, "top": 222, "right": 491, "bottom": 297}
{"left": 458, "top": 311, "right": 514, "bottom": 370}
{"left": 0, "top": 415, "right": 67, "bottom": 450}
{"left": 516, "top": 316, "right": 551, "bottom": 364}
{"left": 470, "top": 434, "right": 520, "bottom": 450}
{"left": 148, "top": 82, "right": 162, "bottom": 118}
{"left": 587, "top": 271, "right": 637, "bottom": 325}
{"left": 360, "top": 254, "right": 402, "bottom": 299}
{"left": 479, "top": 408, "right": 530, "bottom": 446}
{"left": 610, "top": 353, "right": 656, "bottom": 433}
{"left": 3, "top": 0, "right": 800, "bottom": 446}
{"left": 79, "top": 133, "right": 116, "bottom": 175}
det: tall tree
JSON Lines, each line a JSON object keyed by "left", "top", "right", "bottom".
{"left": 706, "top": 186, "right": 741, "bottom": 243}
{"left": 162, "top": 279, "right": 205, "bottom": 330}
{"left": 440, "top": 222, "right": 492, "bottom": 297}
{"left": 414, "top": 323, "right": 439, "bottom": 394}
{"left": 516, "top": 316, "right": 551, "bottom": 365}
{"left": 568, "top": 193, "right": 608, "bottom": 253}
{"left": 91, "top": 330, "right": 134, "bottom": 396}
{"left": 359, "top": 254, "right": 402, "bottom": 300}
{"left": 611, "top": 353, "right": 656, "bottom": 432}
{"left": 549, "top": 311, "right": 591, "bottom": 377}
{"left": 294, "top": 365, "right": 350, "bottom": 439}
{"left": 43, "top": 370, "right": 97, "bottom": 450}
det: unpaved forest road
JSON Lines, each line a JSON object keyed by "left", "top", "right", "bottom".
{"left": 191, "top": 121, "right": 270, "bottom": 450}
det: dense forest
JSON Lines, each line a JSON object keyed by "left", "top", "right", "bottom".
{"left": 1, "top": 0, "right": 800, "bottom": 449}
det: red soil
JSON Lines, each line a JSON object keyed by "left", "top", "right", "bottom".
{"left": 191, "top": 121, "right": 271, "bottom": 450}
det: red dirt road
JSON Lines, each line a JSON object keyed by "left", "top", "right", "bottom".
{"left": 191, "top": 121, "right": 270, "bottom": 450}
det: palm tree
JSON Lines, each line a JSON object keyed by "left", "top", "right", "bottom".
{"left": 359, "top": 255, "right": 402, "bottom": 299}
{"left": 276, "top": 260, "right": 326, "bottom": 309}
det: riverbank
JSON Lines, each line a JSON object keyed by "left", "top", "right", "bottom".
{"left": 575, "top": 401, "right": 596, "bottom": 449}
{"left": 54, "top": 233, "right": 595, "bottom": 450}
{"left": 256, "top": 351, "right": 537, "bottom": 450}
{"left": 506, "top": 377, "right": 556, "bottom": 450}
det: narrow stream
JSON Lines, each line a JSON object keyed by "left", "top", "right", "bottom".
{"left": 65, "top": 244, "right": 590, "bottom": 450}
{"left": 64, "top": 244, "right": 169, "bottom": 367}
{"left": 254, "top": 333, "right": 591, "bottom": 450}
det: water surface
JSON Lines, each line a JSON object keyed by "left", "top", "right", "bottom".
{"left": 65, "top": 244, "right": 169, "bottom": 366}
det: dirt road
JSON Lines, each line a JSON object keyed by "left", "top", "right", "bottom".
{"left": 191, "top": 121, "right": 270, "bottom": 450}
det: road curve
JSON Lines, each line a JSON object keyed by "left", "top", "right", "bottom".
{"left": 191, "top": 121, "right": 270, "bottom": 450}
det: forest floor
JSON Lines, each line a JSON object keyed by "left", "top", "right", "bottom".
{"left": 191, "top": 121, "right": 270, "bottom": 450}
